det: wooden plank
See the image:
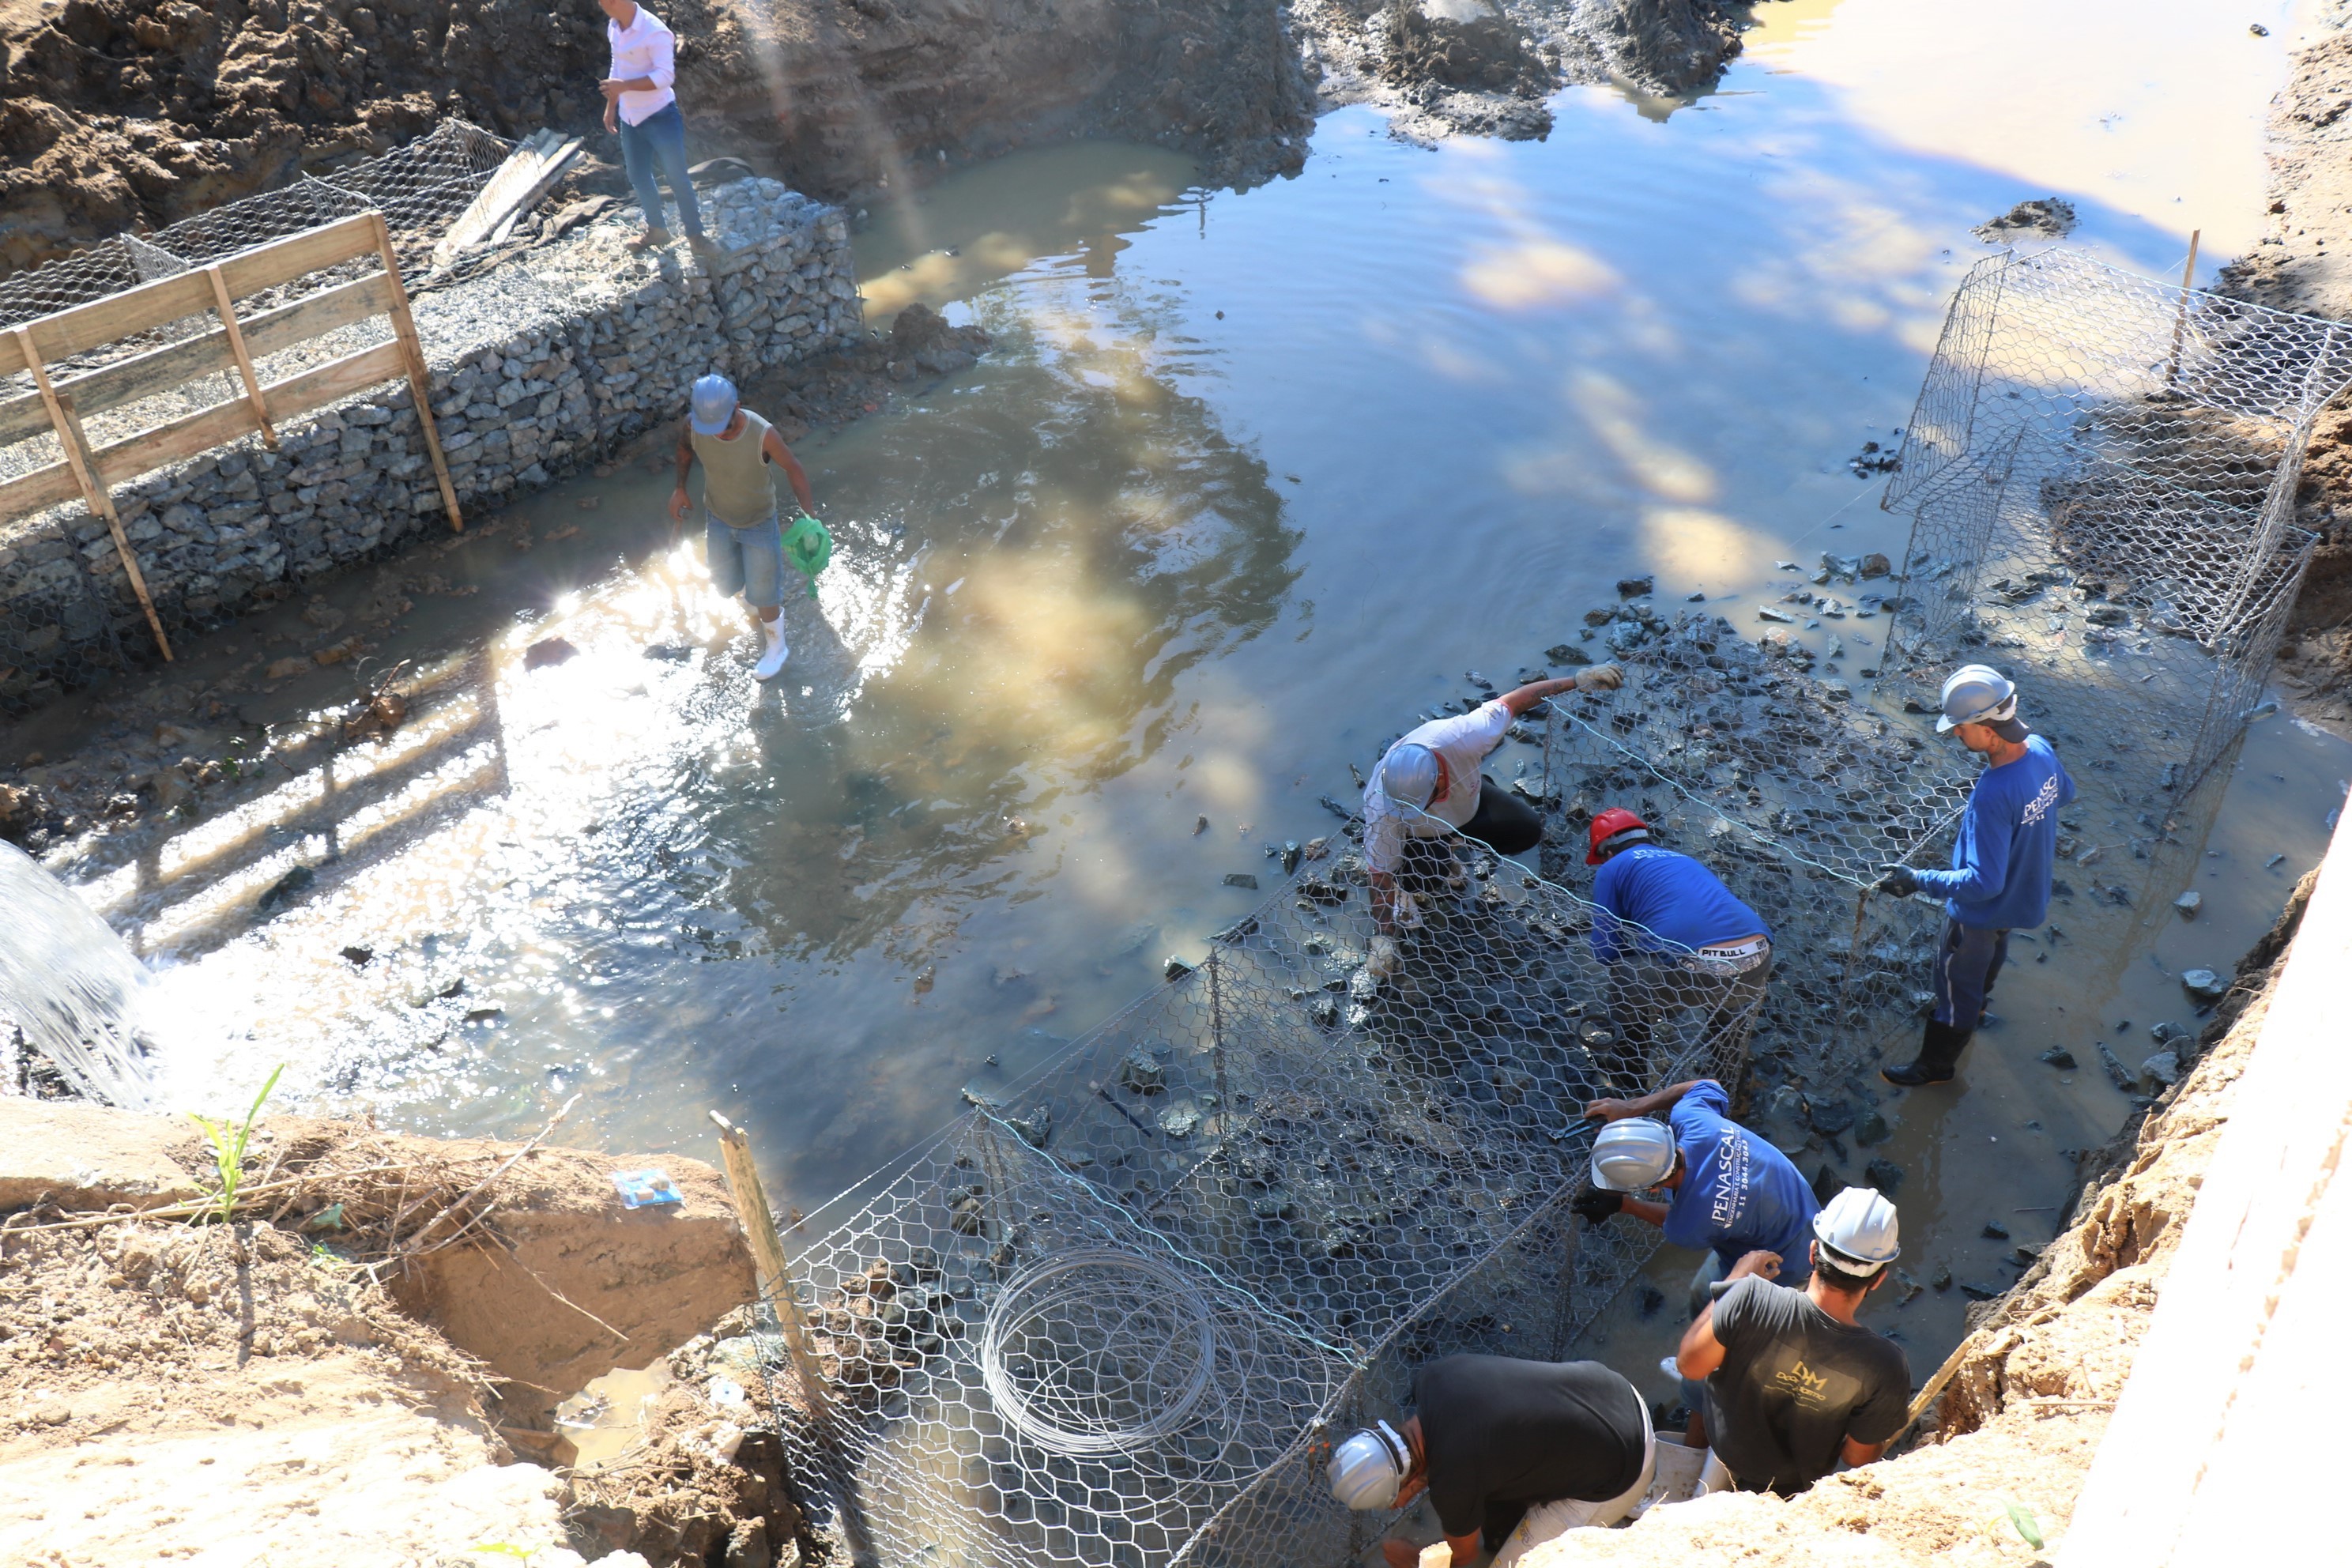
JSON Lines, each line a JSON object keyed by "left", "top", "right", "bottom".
{"left": 5, "top": 215, "right": 379, "bottom": 366}
{"left": 204, "top": 266, "right": 277, "bottom": 447}
{"left": 211, "top": 214, "right": 381, "bottom": 302}
{"left": 0, "top": 333, "right": 229, "bottom": 449}
{"left": 0, "top": 460, "right": 83, "bottom": 521}
{"left": 85, "top": 399, "right": 254, "bottom": 492}
{"left": 258, "top": 338, "right": 408, "bottom": 429}
{"left": 74, "top": 339, "right": 404, "bottom": 491}
{"left": 434, "top": 132, "right": 581, "bottom": 268}
{"left": 10, "top": 327, "right": 171, "bottom": 658}
{"left": 0, "top": 334, "right": 24, "bottom": 377}
{"left": 0, "top": 271, "right": 398, "bottom": 451}
{"left": 371, "top": 213, "right": 463, "bottom": 533}
{"left": 10, "top": 273, "right": 217, "bottom": 365}
{"left": 242, "top": 271, "right": 398, "bottom": 360}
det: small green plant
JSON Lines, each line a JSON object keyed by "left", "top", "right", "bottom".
{"left": 468, "top": 1544, "right": 538, "bottom": 1563}
{"left": 2003, "top": 1500, "right": 2045, "bottom": 1549}
{"left": 187, "top": 1064, "right": 284, "bottom": 1222}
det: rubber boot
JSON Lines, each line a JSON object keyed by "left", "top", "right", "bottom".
{"left": 1881, "top": 1020, "right": 1973, "bottom": 1087}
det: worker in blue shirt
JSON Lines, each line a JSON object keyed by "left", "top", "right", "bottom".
{"left": 1584, "top": 808, "right": 1772, "bottom": 1086}
{"left": 1576, "top": 1078, "right": 1821, "bottom": 1444}
{"left": 1875, "top": 665, "right": 2075, "bottom": 1087}
{"left": 1574, "top": 1080, "right": 1818, "bottom": 1279}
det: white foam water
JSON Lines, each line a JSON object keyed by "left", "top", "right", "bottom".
{"left": 0, "top": 842, "right": 156, "bottom": 1107}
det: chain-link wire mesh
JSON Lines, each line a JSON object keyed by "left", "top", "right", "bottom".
{"left": 753, "top": 824, "right": 1760, "bottom": 1568}
{"left": 0, "top": 119, "right": 516, "bottom": 331}
{"left": 1877, "top": 248, "right": 2352, "bottom": 797}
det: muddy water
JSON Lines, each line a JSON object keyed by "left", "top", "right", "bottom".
{"left": 22, "top": 0, "right": 2347, "bottom": 1406}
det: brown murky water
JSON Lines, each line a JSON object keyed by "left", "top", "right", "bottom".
{"left": 13, "top": 0, "right": 2339, "bottom": 1407}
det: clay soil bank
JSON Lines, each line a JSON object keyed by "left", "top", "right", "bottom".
{"left": 0, "top": 1096, "right": 791, "bottom": 1567}
{"left": 0, "top": 0, "right": 1770, "bottom": 277}
{"left": 0, "top": 0, "right": 1314, "bottom": 275}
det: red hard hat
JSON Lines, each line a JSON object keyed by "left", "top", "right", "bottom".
{"left": 1586, "top": 808, "right": 1651, "bottom": 865}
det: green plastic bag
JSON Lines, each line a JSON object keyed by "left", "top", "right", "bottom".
{"left": 782, "top": 511, "right": 831, "bottom": 598}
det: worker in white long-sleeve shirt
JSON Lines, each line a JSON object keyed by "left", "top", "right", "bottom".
{"left": 1360, "top": 665, "right": 1622, "bottom": 977}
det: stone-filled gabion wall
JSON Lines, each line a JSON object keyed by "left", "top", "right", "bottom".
{"left": 0, "top": 179, "right": 858, "bottom": 686}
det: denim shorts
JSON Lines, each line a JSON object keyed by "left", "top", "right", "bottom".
{"left": 707, "top": 509, "right": 783, "bottom": 609}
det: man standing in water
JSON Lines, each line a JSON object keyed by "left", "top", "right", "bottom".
{"left": 597, "top": 0, "right": 710, "bottom": 254}
{"left": 1874, "top": 665, "right": 2075, "bottom": 1086}
{"left": 669, "top": 374, "right": 817, "bottom": 681}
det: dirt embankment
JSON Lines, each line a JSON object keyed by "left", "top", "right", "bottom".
{"left": 2222, "top": 3, "right": 2352, "bottom": 722}
{"left": 0, "top": 0, "right": 1311, "bottom": 277}
{"left": 0, "top": 1096, "right": 783, "bottom": 1566}
{"left": 1521, "top": 871, "right": 2318, "bottom": 1566}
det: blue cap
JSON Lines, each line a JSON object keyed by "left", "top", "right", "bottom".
{"left": 688, "top": 373, "right": 738, "bottom": 436}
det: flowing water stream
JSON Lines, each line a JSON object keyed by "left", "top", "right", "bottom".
{"left": 11, "top": 0, "right": 2346, "bottom": 1394}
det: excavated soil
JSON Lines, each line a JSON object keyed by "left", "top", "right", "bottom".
{"left": 1519, "top": 870, "right": 2319, "bottom": 1566}
{"left": 0, "top": 0, "right": 1313, "bottom": 276}
{"left": 0, "top": 0, "right": 1770, "bottom": 276}
{"left": 0, "top": 1097, "right": 770, "bottom": 1566}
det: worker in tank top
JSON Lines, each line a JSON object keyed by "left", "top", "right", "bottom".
{"left": 667, "top": 374, "right": 817, "bottom": 681}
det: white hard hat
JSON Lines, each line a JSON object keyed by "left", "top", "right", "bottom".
{"left": 1937, "top": 664, "right": 2018, "bottom": 733}
{"left": 1589, "top": 1118, "right": 1677, "bottom": 1193}
{"left": 1814, "top": 1185, "right": 1901, "bottom": 1268}
{"left": 1329, "top": 1420, "right": 1410, "bottom": 1510}
{"left": 1381, "top": 744, "right": 1440, "bottom": 811}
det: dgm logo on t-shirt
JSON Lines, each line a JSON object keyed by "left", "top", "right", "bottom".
{"left": 1763, "top": 1354, "right": 1857, "bottom": 1413}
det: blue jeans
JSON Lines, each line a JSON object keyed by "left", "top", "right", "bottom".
{"left": 1932, "top": 917, "right": 2008, "bottom": 1028}
{"left": 707, "top": 508, "right": 782, "bottom": 609}
{"left": 616, "top": 103, "right": 703, "bottom": 238}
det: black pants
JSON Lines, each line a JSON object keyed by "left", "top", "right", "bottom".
{"left": 1396, "top": 778, "right": 1542, "bottom": 902}
{"left": 1931, "top": 918, "right": 2008, "bottom": 1028}
{"left": 1462, "top": 775, "right": 1542, "bottom": 854}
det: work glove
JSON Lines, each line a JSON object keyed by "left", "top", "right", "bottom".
{"left": 1366, "top": 934, "right": 1400, "bottom": 984}
{"left": 1875, "top": 864, "right": 1920, "bottom": 897}
{"left": 1576, "top": 663, "right": 1624, "bottom": 693}
{"left": 1570, "top": 1184, "right": 1625, "bottom": 1228}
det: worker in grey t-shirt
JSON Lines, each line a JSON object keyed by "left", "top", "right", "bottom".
{"left": 666, "top": 373, "right": 816, "bottom": 681}
{"left": 1673, "top": 1187, "right": 1911, "bottom": 1495}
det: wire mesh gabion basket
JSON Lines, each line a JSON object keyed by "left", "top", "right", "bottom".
{"left": 981, "top": 1249, "right": 1222, "bottom": 1457}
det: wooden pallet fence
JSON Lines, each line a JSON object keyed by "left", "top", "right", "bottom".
{"left": 0, "top": 212, "right": 464, "bottom": 660}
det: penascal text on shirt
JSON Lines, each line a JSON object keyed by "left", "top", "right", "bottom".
{"left": 1661, "top": 1080, "right": 1817, "bottom": 1275}
{"left": 1911, "top": 733, "right": 2076, "bottom": 929}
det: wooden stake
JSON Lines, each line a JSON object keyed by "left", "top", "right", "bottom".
{"left": 13, "top": 326, "right": 173, "bottom": 662}
{"left": 202, "top": 264, "right": 277, "bottom": 447}
{"left": 708, "top": 1111, "right": 875, "bottom": 1562}
{"left": 365, "top": 212, "right": 465, "bottom": 533}
{"left": 2165, "top": 228, "right": 2202, "bottom": 388}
